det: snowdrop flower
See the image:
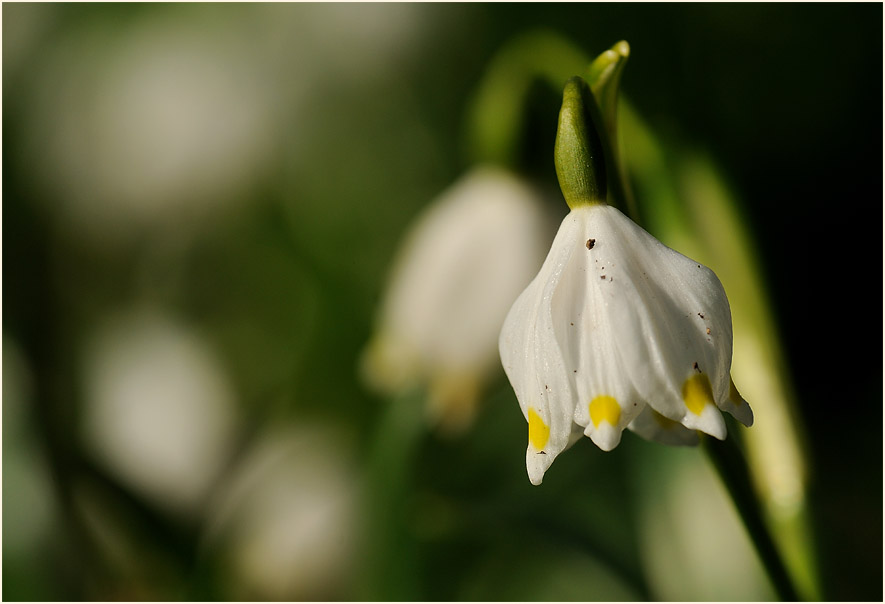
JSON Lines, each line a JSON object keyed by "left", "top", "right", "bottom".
{"left": 499, "top": 77, "right": 752, "bottom": 485}
{"left": 362, "top": 166, "right": 552, "bottom": 433}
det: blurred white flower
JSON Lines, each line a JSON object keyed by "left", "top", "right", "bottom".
{"left": 203, "top": 425, "right": 357, "bottom": 601}
{"left": 499, "top": 203, "right": 753, "bottom": 485}
{"left": 81, "top": 311, "right": 238, "bottom": 512}
{"left": 361, "top": 166, "right": 553, "bottom": 432}
{"left": 285, "top": 3, "right": 429, "bottom": 79}
{"left": 26, "top": 13, "right": 280, "bottom": 245}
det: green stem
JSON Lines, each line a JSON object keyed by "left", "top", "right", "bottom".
{"left": 357, "top": 388, "right": 427, "bottom": 600}
{"left": 465, "top": 30, "right": 589, "bottom": 168}
{"left": 702, "top": 433, "right": 802, "bottom": 601}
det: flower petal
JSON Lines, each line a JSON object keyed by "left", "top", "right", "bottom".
{"left": 627, "top": 405, "right": 700, "bottom": 446}
{"left": 500, "top": 215, "right": 581, "bottom": 484}
{"left": 723, "top": 376, "right": 754, "bottom": 427}
{"left": 500, "top": 202, "right": 752, "bottom": 483}
{"left": 549, "top": 210, "right": 644, "bottom": 451}
{"left": 579, "top": 205, "right": 733, "bottom": 439}
{"left": 373, "top": 166, "right": 552, "bottom": 386}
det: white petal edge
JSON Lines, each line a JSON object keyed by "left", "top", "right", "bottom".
{"left": 500, "top": 215, "right": 581, "bottom": 485}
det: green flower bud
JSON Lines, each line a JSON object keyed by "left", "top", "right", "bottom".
{"left": 554, "top": 76, "right": 607, "bottom": 209}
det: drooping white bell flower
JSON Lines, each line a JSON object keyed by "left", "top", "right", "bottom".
{"left": 499, "top": 76, "right": 752, "bottom": 485}
{"left": 362, "top": 165, "right": 553, "bottom": 432}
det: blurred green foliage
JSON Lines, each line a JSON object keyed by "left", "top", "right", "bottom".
{"left": 3, "top": 3, "right": 882, "bottom": 601}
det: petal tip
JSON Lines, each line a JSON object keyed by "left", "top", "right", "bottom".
{"left": 730, "top": 402, "right": 754, "bottom": 427}
{"left": 526, "top": 447, "right": 553, "bottom": 486}
{"left": 725, "top": 378, "right": 754, "bottom": 427}
{"left": 587, "top": 422, "right": 623, "bottom": 451}
{"left": 683, "top": 404, "right": 727, "bottom": 440}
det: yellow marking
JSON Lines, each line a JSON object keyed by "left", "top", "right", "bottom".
{"left": 589, "top": 395, "right": 621, "bottom": 428}
{"left": 683, "top": 373, "right": 714, "bottom": 415}
{"left": 528, "top": 408, "right": 550, "bottom": 450}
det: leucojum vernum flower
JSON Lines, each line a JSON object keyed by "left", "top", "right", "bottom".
{"left": 362, "top": 166, "right": 552, "bottom": 433}
{"left": 499, "top": 76, "right": 753, "bottom": 485}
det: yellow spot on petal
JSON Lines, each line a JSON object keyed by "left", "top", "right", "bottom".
{"left": 589, "top": 395, "right": 621, "bottom": 428}
{"left": 528, "top": 408, "right": 550, "bottom": 450}
{"left": 683, "top": 373, "right": 714, "bottom": 415}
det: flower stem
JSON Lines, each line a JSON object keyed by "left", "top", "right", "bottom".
{"left": 357, "top": 387, "right": 427, "bottom": 600}
{"left": 702, "top": 433, "right": 802, "bottom": 601}
{"left": 465, "top": 30, "right": 589, "bottom": 169}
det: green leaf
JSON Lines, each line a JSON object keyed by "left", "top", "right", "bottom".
{"left": 587, "top": 40, "right": 630, "bottom": 142}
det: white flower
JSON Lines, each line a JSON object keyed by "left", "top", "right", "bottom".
{"left": 29, "top": 17, "right": 279, "bottom": 246}
{"left": 499, "top": 202, "right": 753, "bottom": 485}
{"left": 362, "top": 166, "right": 552, "bottom": 432}
{"left": 81, "top": 310, "right": 239, "bottom": 511}
{"left": 203, "top": 425, "right": 357, "bottom": 601}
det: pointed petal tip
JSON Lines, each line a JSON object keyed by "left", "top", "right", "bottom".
{"left": 725, "top": 378, "right": 754, "bottom": 427}
{"left": 526, "top": 448, "right": 553, "bottom": 486}
{"left": 527, "top": 460, "right": 545, "bottom": 485}
{"left": 729, "top": 401, "right": 754, "bottom": 427}
{"left": 743, "top": 406, "right": 755, "bottom": 427}
{"left": 586, "top": 422, "right": 623, "bottom": 452}
{"left": 683, "top": 404, "right": 727, "bottom": 441}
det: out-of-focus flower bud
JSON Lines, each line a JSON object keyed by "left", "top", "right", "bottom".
{"left": 361, "top": 166, "right": 554, "bottom": 433}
